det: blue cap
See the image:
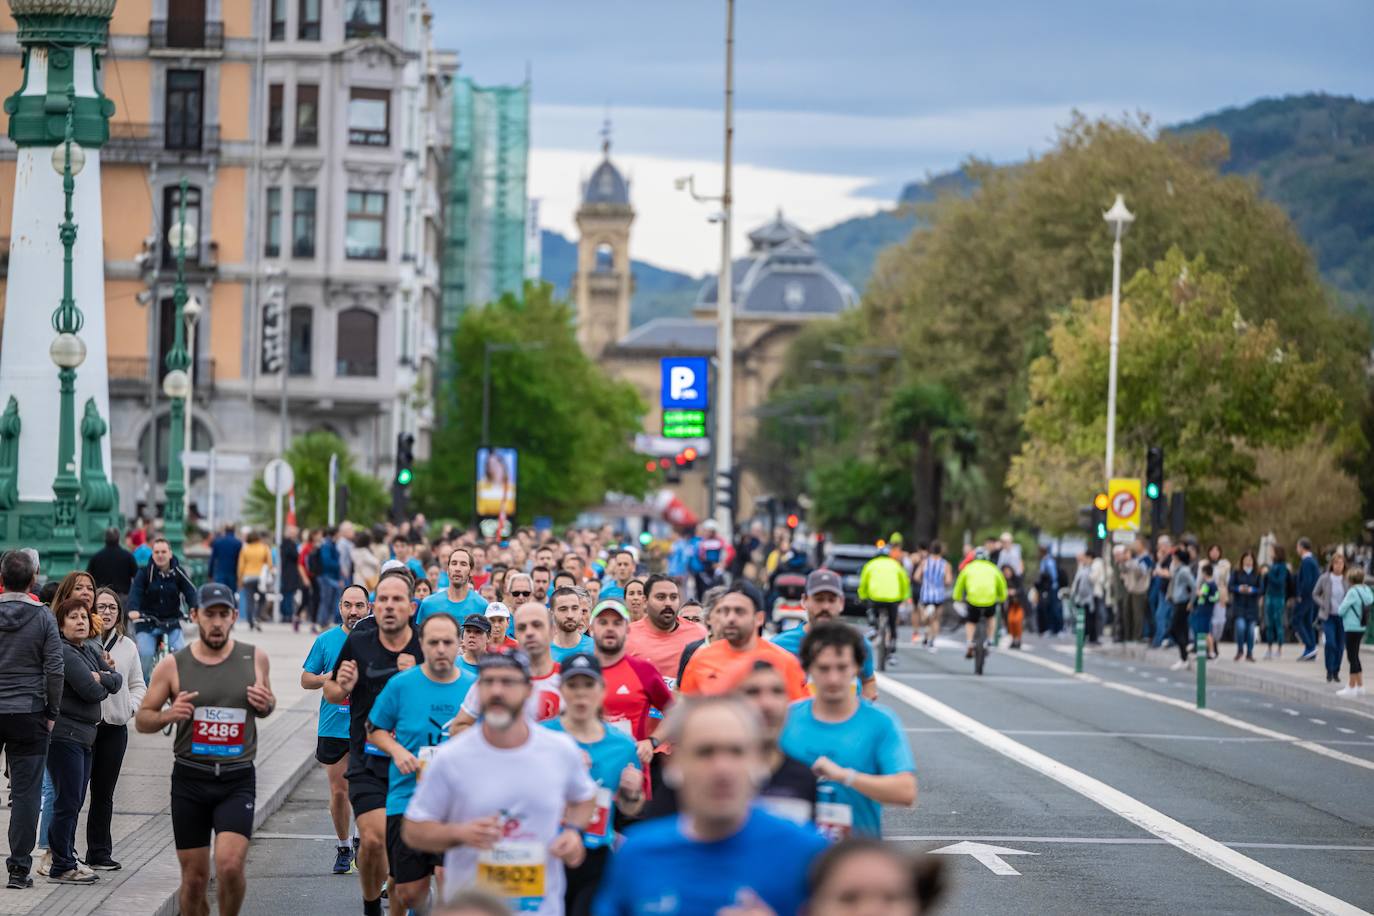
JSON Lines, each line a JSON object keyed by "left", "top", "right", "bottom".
{"left": 198, "top": 582, "right": 236, "bottom": 610}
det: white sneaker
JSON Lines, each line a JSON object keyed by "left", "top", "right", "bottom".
{"left": 926, "top": 644, "right": 937, "bottom": 654}
{"left": 1336, "top": 686, "right": 1357, "bottom": 697}
{"left": 1169, "top": 660, "right": 1186, "bottom": 671}
{"left": 36, "top": 851, "right": 50, "bottom": 877}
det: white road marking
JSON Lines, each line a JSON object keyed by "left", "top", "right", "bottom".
{"left": 930, "top": 841, "right": 1036, "bottom": 876}
{"left": 1156, "top": 677, "right": 1170, "bottom": 684}
{"left": 1310, "top": 719, "right": 1327, "bottom": 726}
{"left": 896, "top": 726, "right": 1374, "bottom": 747}
{"left": 877, "top": 673, "right": 1370, "bottom": 916}
{"left": 1008, "top": 651, "right": 1374, "bottom": 773}
{"left": 1337, "top": 727, "right": 1355, "bottom": 735}
{"left": 886, "top": 836, "right": 1374, "bottom": 852}
{"left": 1284, "top": 708, "right": 1301, "bottom": 717}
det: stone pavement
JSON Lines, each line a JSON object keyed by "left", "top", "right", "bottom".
{"left": 0, "top": 622, "right": 329, "bottom": 916}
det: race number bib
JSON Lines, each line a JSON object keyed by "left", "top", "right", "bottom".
{"left": 477, "top": 840, "right": 545, "bottom": 911}
{"left": 816, "top": 800, "right": 853, "bottom": 841}
{"left": 585, "top": 787, "right": 614, "bottom": 841}
{"left": 191, "top": 706, "right": 246, "bottom": 757}
{"left": 417, "top": 746, "right": 437, "bottom": 782}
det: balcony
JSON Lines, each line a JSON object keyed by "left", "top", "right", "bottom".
{"left": 104, "top": 122, "right": 221, "bottom": 163}
{"left": 109, "top": 355, "right": 216, "bottom": 397}
{"left": 148, "top": 18, "right": 224, "bottom": 51}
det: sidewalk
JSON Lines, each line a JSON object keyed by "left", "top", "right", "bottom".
{"left": 0, "top": 622, "right": 327, "bottom": 916}
{"left": 1095, "top": 635, "right": 1374, "bottom": 714}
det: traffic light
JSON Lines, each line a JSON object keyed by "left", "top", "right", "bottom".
{"left": 786, "top": 513, "right": 800, "bottom": 529}
{"left": 638, "top": 529, "right": 653, "bottom": 546}
{"left": 1090, "top": 492, "right": 1108, "bottom": 546}
{"left": 682, "top": 447, "right": 698, "bottom": 470}
{"left": 1146, "top": 446, "right": 1164, "bottom": 500}
{"left": 391, "top": 433, "right": 415, "bottom": 521}
{"left": 1170, "top": 491, "right": 1187, "bottom": 536}
{"left": 715, "top": 468, "right": 739, "bottom": 515}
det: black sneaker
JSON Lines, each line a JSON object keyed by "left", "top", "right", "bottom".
{"left": 84, "top": 858, "right": 121, "bottom": 871}
{"left": 332, "top": 845, "right": 352, "bottom": 875}
{"left": 7, "top": 870, "right": 32, "bottom": 889}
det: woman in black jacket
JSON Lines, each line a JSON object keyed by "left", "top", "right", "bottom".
{"left": 1229, "top": 552, "right": 1262, "bottom": 662}
{"left": 46, "top": 598, "right": 121, "bottom": 885}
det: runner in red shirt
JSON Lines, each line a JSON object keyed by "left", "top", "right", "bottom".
{"left": 625, "top": 574, "right": 705, "bottom": 688}
{"left": 591, "top": 599, "right": 672, "bottom": 766}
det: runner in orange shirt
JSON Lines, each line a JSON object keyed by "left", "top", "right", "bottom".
{"left": 625, "top": 575, "right": 706, "bottom": 688}
{"left": 679, "top": 584, "right": 808, "bottom": 700}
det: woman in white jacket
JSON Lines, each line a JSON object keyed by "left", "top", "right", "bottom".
{"left": 85, "top": 588, "right": 146, "bottom": 870}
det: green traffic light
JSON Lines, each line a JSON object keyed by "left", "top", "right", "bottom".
{"left": 1095, "top": 523, "right": 1107, "bottom": 539}
{"left": 1146, "top": 483, "right": 1160, "bottom": 499}
{"left": 638, "top": 531, "right": 652, "bottom": 546}
{"left": 397, "top": 468, "right": 413, "bottom": 486}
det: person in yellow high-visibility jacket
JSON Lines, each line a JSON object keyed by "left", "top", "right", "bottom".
{"left": 860, "top": 549, "right": 911, "bottom": 653}
{"left": 952, "top": 548, "right": 1008, "bottom": 658}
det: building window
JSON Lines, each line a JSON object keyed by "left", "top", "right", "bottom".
{"left": 264, "top": 187, "right": 282, "bottom": 258}
{"left": 344, "top": 0, "right": 385, "bottom": 39}
{"left": 336, "top": 308, "right": 378, "bottom": 377}
{"left": 594, "top": 242, "right": 614, "bottom": 273}
{"left": 297, "top": 0, "right": 320, "bottom": 40}
{"left": 166, "top": 0, "right": 208, "bottom": 48}
{"left": 289, "top": 305, "right": 313, "bottom": 376}
{"left": 345, "top": 191, "right": 387, "bottom": 260}
{"left": 347, "top": 88, "right": 390, "bottom": 146}
{"left": 270, "top": 0, "right": 286, "bottom": 40}
{"left": 164, "top": 70, "right": 205, "bottom": 152}
{"left": 292, "top": 188, "right": 317, "bottom": 259}
{"left": 294, "top": 83, "right": 318, "bottom": 146}
{"left": 161, "top": 183, "right": 202, "bottom": 267}
{"left": 267, "top": 83, "right": 283, "bottom": 144}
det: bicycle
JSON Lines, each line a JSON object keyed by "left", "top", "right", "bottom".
{"left": 866, "top": 602, "right": 899, "bottom": 671}
{"left": 130, "top": 611, "right": 187, "bottom": 735}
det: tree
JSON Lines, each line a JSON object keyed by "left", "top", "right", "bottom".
{"left": 880, "top": 381, "right": 977, "bottom": 543}
{"left": 242, "top": 430, "right": 387, "bottom": 529}
{"left": 415, "top": 283, "right": 649, "bottom": 523}
{"left": 1008, "top": 249, "right": 1346, "bottom": 529}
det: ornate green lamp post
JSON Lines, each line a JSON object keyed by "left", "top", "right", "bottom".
{"left": 161, "top": 177, "right": 196, "bottom": 557}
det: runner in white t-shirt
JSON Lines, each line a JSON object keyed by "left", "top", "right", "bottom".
{"left": 403, "top": 649, "right": 597, "bottom": 914}
{"left": 449, "top": 602, "right": 562, "bottom": 735}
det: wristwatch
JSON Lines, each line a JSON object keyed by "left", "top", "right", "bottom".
{"left": 649, "top": 736, "right": 662, "bottom": 750}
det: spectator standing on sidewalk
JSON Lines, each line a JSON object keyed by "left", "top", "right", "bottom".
{"left": 1120, "top": 539, "right": 1152, "bottom": 643}
{"left": 1205, "top": 545, "right": 1231, "bottom": 649}
{"left": 1229, "top": 552, "right": 1261, "bottom": 662}
{"left": 1149, "top": 537, "right": 1174, "bottom": 648}
{"left": 0, "top": 550, "right": 63, "bottom": 890}
{"left": 237, "top": 531, "right": 273, "bottom": 631}
{"left": 1069, "top": 553, "right": 1094, "bottom": 642}
{"left": 1261, "top": 546, "right": 1293, "bottom": 659}
{"left": 86, "top": 528, "right": 139, "bottom": 597}
{"left": 1313, "top": 551, "right": 1348, "bottom": 684}
{"left": 1294, "top": 538, "right": 1321, "bottom": 661}
{"left": 279, "top": 526, "right": 302, "bottom": 625}
{"left": 208, "top": 525, "right": 242, "bottom": 592}
{"left": 1167, "top": 547, "right": 1197, "bottom": 670}
{"left": 315, "top": 528, "right": 344, "bottom": 632}
{"left": 1335, "top": 567, "right": 1370, "bottom": 698}
{"left": 85, "top": 588, "right": 145, "bottom": 871}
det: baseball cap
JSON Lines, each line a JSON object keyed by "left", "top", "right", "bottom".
{"left": 461, "top": 613, "right": 492, "bottom": 634}
{"left": 484, "top": 601, "right": 511, "bottom": 619}
{"left": 805, "top": 569, "right": 844, "bottom": 597}
{"left": 591, "top": 599, "right": 630, "bottom": 622}
{"left": 561, "top": 652, "right": 603, "bottom": 684}
{"left": 479, "top": 648, "right": 531, "bottom": 679}
{"left": 198, "top": 582, "right": 236, "bottom": 610}
{"left": 599, "top": 585, "right": 625, "bottom": 602}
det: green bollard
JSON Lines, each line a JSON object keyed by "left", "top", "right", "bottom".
{"left": 1075, "top": 605, "right": 1086, "bottom": 674}
{"left": 1195, "top": 632, "right": 1207, "bottom": 709}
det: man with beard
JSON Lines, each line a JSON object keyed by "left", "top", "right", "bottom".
{"left": 137, "top": 584, "right": 276, "bottom": 916}
{"left": 324, "top": 575, "right": 422, "bottom": 916}
{"left": 367, "top": 613, "right": 473, "bottom": 912}
{"left": 591, "top": 600, "right": 672, "bottom": 767}
{"left": 770, "top": 570, "right": 878, "bottom": 701}
{"left": 417, "top": 547, "right": 487, "bottom": 626}
{"left": 404, "top": 650, "right": 597, "bottom": 915}
{"left": 531, "top": 565, "right": 553, "bottom": 603}
{"left": 300, "top": 584, "right": 372, "bottom": 874}
{"left": 625, "top": 575, "right": 705, "bottom": 687}
{"left": 450, "top": 602, "right": 563, "bottom": 734}
{"left": 549, "top": 587, "right": 594, "bottom": 663}
{"left": 679, "top": 584, "right": 807, "bottom": 700}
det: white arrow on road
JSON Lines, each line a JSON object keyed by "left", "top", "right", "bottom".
{"left": 929, "top": 841, "right": 1038, "bottom": 876}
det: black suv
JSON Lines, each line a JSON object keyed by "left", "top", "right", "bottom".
{"left": 822, "top": 543, "right": 881, "bottom": 615}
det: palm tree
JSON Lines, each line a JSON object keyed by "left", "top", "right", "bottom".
{"left": 882, "top": 381, "right": 978, "bottom": 542}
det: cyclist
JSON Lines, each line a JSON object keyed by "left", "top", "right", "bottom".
{"left": 770, "top": 570, "right": 878, "bottom": 701}
{"left": 858, "top": 546, "right": 910, "bottom": 663}
{"left": 300, "top": 583, "right": 371, "bottom": 875}
{"left": 403, "top": 649, "right": 597, "bottom": 915}
{"left": 135, "top": 583, "right": 275, "bottom": 916}
{"left": 324, "top": 574, "right": 422, "bottom": 916}
{"left": 951, "top": 547, "right": 1007, "bottom": 659}
{"left": 366, "top": 613, "right": 472, "bottom": 912}
{"left": 544, "top": 653, "right": 643, "bottom": 915}
{"left": 913, "top": 540, "right": 953, "bottom": 651}
{"left": 127, "top": 537, "right": 199, "bottom": 681}
{"left": 780, "top": 623, "right": 917, "bottom": 839}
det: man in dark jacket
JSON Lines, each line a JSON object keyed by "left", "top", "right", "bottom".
{"left": 1294, "top": 537, "right": 1322, "bottom": 661}
{"left": 128, "top": 537, "right": 198, "bottom": 680}
{"left": 0, "top": 549, "right": 64, "bottom": 889}
{"left": 86, "top": 527, "right": 139, "bottom": 596}
{"left": 208, "top": 525, "right": 242, "bottom": 591}
{"left": 279, "top": 525, "right": 301, "bottom": 623}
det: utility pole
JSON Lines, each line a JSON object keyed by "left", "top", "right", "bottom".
{"left": 714, "top": 0, "right": 736, "bottom": 541}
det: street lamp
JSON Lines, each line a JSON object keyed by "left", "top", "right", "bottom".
{"left": 162, "top": 176, "right": 197, "bottom": 557}
{"left": 1102, "top": 193, "right": 1134, "bottom": 485}
{"left": 181, "top": 294, "right": 202, "bottom": 494}
{"left": 49, "top": 84, "right": 86, "bottom": 545}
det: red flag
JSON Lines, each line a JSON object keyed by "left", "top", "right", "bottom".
{"left": 287, "top": 487, "right": 297, "bottom": 527}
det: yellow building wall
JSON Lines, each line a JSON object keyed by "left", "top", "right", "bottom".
{"left": 207, "top": 282, "right": 242, "bottom": 381}
{"left": 219, "top": 63, "right": 252, "bottom": 142}
{"left": 222, "top": 0, "right": 254, "bottom": 38}
{"left": 110, "top": 0, "right": 153, "bottom": 37}
{"left": 101, "top": 165, "right": 154, "bottom": 261}
{"left": 106, "top": 279, "right": 150, "bottom": 359}
{"left": 211, "top": 167, "right": 246, "bottom": 264}
{"left": 0, "top": 54, "right": 22, "bottom": 135}
{"left": 0, "top": 160, "right": 15, "bottom": 238}
{"left": 104, "top": 56, "right": 152, "bottom": 124}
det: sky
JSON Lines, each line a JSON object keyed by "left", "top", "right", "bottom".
{"left": 434, "top": 0, "right": 1374, "bottom": 276}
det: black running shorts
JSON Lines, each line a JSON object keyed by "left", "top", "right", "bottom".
{"left": 170, "top": 762, "right": 256, "bottom": 850}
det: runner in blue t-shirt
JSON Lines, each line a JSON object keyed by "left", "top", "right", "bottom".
{"left": 769, "top": 569, "right": 878, "bottom": 700}
{"left": 594, "top": 695, "right": 826, "bottom": 916}
{"left": 543, "top": 652, "right": 643, "bottom": 915}
{"left": 365, "top": 613, "right": 474, "bottom": 912}
{"left": 300, "top": 583, "right": 371, "bottom": 874}
{"left": 780, "top": 623, "right": 917, "bottom": 838}
{"left": 416, "top": 547, "right": 487, "bottom": 625}
{"left": 549, "top": 585, "right": 595, "bottom": 663}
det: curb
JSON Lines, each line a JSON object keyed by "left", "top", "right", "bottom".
{"left": 1096, "top": 642, "right": 1374, "bottom": 716}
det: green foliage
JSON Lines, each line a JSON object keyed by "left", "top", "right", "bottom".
{"left": 415, "top": 282, "right": 650, "bottom": 524}
{"left": 810, "top": 458, "right": 913, "bottom": 543}
{"left": 1008, "top": 250, "right": 1346, "bottom": 529}
{"left": 242, "top": 430, "right": 387, "bottom": 529}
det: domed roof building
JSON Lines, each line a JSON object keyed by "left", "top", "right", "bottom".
{"left": 694, "top": 210, "right": 858, "bottom": 316}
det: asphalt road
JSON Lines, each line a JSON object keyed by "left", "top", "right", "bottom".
{"left": 232, "top": 631, "right": 1374, "bottom": 915}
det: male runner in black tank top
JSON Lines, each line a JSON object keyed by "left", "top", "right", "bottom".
{"left": 136, "top": 583, "right": 275, "bottom": 916}
{"left": 325, "top": 573, "right": 421, "bottom": 916}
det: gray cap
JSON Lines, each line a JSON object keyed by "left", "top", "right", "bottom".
{"left": 805, "top": 569, "right": 844, "bottom": 597}
{"left": 198, "top": 582, "right": 236, "bottom": 610}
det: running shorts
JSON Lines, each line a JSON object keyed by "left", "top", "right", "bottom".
{"left": 346, "top": 753, "right": 390, "bottom": 817}
{"left": 386, "top": 813, "right": 440, "bottom": 884}
{"left": 316, "top": 736, "right": 349, "bottom": 765}
{"left": 170, "top": 762, "right": 256, "bottom": 849}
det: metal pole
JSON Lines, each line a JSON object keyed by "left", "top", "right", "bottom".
{"left": 482, "top": 342, "right": 493, "bottom": 446}
{"left": 328, "top": 453, "right": 338, "bottom": 527}
{"left": 273, "top": 464, "right": 284, "bottom": 568}
{"left": 277, "top": 280, "right": 288, "bottom": 458}
{"left": 1195, "top": 631, "right": 1207, "bottom": 708}
{"left": 1075, "top": 602, "right": 1086, "bottom": 674}
{"left": 183, "top": 317, "right": 196, "bottom": 494}
{"left": 207, "top": 448, "right": 217, "bottom": 534}
{"left": 715, "top": 0, "right": 736, "bottom": 541}
{"left": 1106, "top": 221, "right": 1123, "bottom": 484}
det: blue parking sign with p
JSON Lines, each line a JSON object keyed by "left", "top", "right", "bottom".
{"left": 661, "top": 357, "right": 709, "bottom": 410}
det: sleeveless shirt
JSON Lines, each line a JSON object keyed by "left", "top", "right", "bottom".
{"left": 173, "top": 640, "right": 259, "bottom": 770}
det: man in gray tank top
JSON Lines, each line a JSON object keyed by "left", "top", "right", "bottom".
{"left": 137, "top": 583, "right": 275, "bottom": 916}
